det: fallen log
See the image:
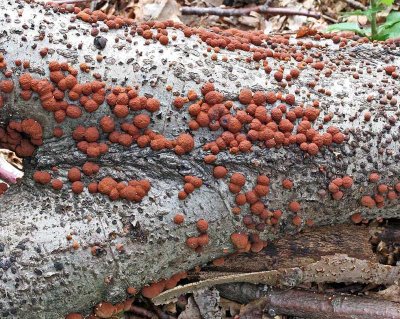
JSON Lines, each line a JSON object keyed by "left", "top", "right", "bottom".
{"left": 0, "top": 1, "right": 399, "bottom": 318}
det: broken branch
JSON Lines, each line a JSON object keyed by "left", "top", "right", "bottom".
{"left": 240, "top": 288, "right": 400, "bottom": 319}
{"left": 180, "top": 6, "right": 321, "bottom": 19}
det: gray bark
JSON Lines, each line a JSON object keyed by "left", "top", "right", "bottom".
{"left": 239, "top": 288, "right": 400, "bottom": 319}
{"left": 0, "top": 1, "right": 399, "bottom": 318}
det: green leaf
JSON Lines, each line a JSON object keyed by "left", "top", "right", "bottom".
{"left": 326, "top": 23, "right": 367, "bottom": 36}
{"left": 377, "top": 20, "right": 400, "bottom": 39}
{"left": 341, "top": 9, "right": 369, "bottom": 17}
{"left": 341, "top": 7, "right": 384, "bottom": 22}
{"left": 385, "top": 11, "right": 400, "bottom": 25}
{"left": 372, "top": 32, "right": 389, "bottom": 40}
{"left": 341, "top": 7, "right": 383, "bottom": 17}
{"left": 378, "top": 0, "right": 395, "bottom": 6}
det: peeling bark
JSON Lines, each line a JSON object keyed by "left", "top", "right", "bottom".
{"left": 0, "top": 1, "right": 399, "bottom": 318}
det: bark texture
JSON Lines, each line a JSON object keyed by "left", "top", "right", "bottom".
{"left": 239, "top": 288, "right": 400, "bottom": 319}
{"left": 0, "top": 1, "right": 399, "bottom": 318}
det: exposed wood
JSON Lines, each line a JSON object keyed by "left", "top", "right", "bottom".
{"left": 198, "top": 223, "right": 379, "bottom": 276}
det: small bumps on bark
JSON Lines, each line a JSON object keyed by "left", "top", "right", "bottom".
{"left": 94, "top": 36, "right": 107, "bottom": 50}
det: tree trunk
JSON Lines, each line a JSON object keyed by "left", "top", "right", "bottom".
{"left": 0, "top": 1, "right": 399, "bottom": 318}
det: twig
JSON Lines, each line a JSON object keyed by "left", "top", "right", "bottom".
{"left": 129, "top": 305, "right": 157, "bottom": 318}
{"left": 153, "top": 305, "right": 176, "bottom": 319}
{"left": 322, "top": 14, "right": 338, "bottom": 24}
{"left": 345, "top": 0, "right": 368, "bottom": 10}
{"left": 48, "top": 0, "right": 90, "bottom": 3}
{"left": 181, "top": 6, "right": 321, "bottom": 19}
{"left": 240, "top": 288, "right": 400, "bottom": 319}
{"left": 152, "top": 254, "right": 400, "bottom": 305}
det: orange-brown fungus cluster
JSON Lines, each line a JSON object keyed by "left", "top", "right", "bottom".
{"left": 141, "top": 271, "right": 187, "bottom": 298}
{"left": 327, "top": 176, "right": 353, "bottom": 200}
{"left": 359, "top": 172, "right": 398, "bottom": 209}
{"left": 97, "top": 177, "right": 151, "bottom": 202}
{"left": 188, "top": 83, "right": 345, "bottom": 157}
{"left": 230, "top": 232, "right": 266, "bottom": 253}
{"left": 185, "top": 218, "right": 210, "bottom": 252}
{"left": 0, "top": 119, "right": 43, "bottom": 157}
{"left": 178, "top": 175, "right": 203, "bottom": 200}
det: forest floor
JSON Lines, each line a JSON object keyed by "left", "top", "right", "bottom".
{"left": 82, "top": 0, "right": 399, "bottom": 35}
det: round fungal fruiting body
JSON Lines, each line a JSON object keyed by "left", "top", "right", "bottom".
{"left": 288, "top": 201, "right": 300, "bottom": 213}
{"left": 197, "top": 233, "right": 209, "bottom": 246}
{"left": 342, "top": 176, "right": 353, "bottom": 188}
{"left": 71, "top": 181, "right": 84, "bottom": 194}
{"left": 88, "top": 182, "right": 98, "bottom": 193}
{"left": 235, "top": 193, "right": 247, "bottom": 206}
{"left": 377, "top": 184, "right": 388, "bottom": 194}
{"left": 141, "top": 281, "right": 166, "bottom": 298}
{"left": 184, "top": 183, "right": 195, "bottom": 194}
{"left": 51, "top": 179, "right": 63, "bottom": 190}
{"left": 230, "top": 233, "right": 249, "bottom": 250}
{"left": 98, "top": 177, "right": 118, "bottom": 195}
{"left": 230, "top": 173, "right": 246, "bottom": 187}
{"left": 173, "top": 214, "right": 184, "bottom": 225}
{"left": 212, "top": 257, "right": 225, "bottom": 266}
{"left": 361, "top": 195, "right": 375, "bottom": 208}
{"left": 127, "top": 287, "right": 137, "bottom": 295}
{"left": 257, "top": 175, "right": 270, "bottom": 185}
{"left": 332, "top": 190, "right": 344, "bottom": 200}
{"left": 82, "top": 162, "right": 100, "bottom": 176}
{"left": 213, "top": 166, "right": 227, "bottom": 179}
{"left": 175, "top": 133, "right": 194, "bottom": 155}
{"left": 369, "top": 173, "right": 380, "bottom": 183}
{"left": 100, "top": 116, "right": 115, "bottom": 133}
{"left": 186, "top": 237, "right": 199, "bottom": 249}
{"left": 292, "top": 215, "right": 302, "bottom": 226}
{"left": 133, "top": 114, "right": 151, "bottom": 129}
{"left": 196, "top": 219, "right": 208, "bottom": 233}
{"left": 328, "top": 182, "right": 339, "bottom": 193}
{"left": 159, "top": 35, "right": 169, "bottom": 45}
{"left": 351, "top": 213, "right": 363, "bottom": 224}
{"left": 282, "top": 179, "right": 293, "bottom": 189}
{"left": 274, "top": 71, "right": 283, "bottom": 82}
{"left": 33, "top": 171, "right": 51, "bottom": 185}
{"left": 238, "top": 88, "right": 252, "bottom": 105}
{"left": 178, "top": 189, "right": 187, "bottom": 200}
{"left": 68, "top": 167, "right": 81, "bottom": 182}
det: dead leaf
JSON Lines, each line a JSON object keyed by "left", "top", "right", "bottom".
{"left": 178, "top": 296, "right": 201, "bottom": 319}
{"left": 219, "top": 297, "right": 242, "bottom": 317}
{"left": 134, "top": 0, "right": 181, "bottom": 22}
{"left": 238, "top": 12, "right": 261, "bottom": 28}
{"left": 193, "top": 288, "right": 222, "bottom": 319}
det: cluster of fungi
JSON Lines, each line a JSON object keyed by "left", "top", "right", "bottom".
{"left": 0, "top": 1, "right": 399, "bottom": 318}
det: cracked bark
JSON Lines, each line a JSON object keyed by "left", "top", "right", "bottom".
{"left": 0, "top": 1, "right": 399, "bottom": 318}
